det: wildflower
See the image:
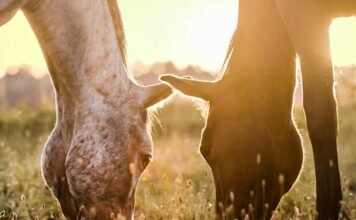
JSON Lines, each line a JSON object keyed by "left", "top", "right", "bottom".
{"left": 261, "top": 179, "right": 266, "bottom": 188}
{"left": 265, "top": 203, "right": 269, "bottom": 212}
{"left": 256, "top": 154, "right": 261, "bottom": 165}
{"left": 240, "top": 208, "right": 246, "bottom": 218}
{"left": 329, "top": 159, "right": 334, "bottom": 167}
{"left": 278, "top": 174, "right": 285, "bottom": 185}
{"left": 230, "top": 191, "right": 235, "bottom": 202}
{"left": 225, "top": 205, "right": 234, "bottom": 215}
{"left": 248, "top": 203, "right": 254, "bottom": 213}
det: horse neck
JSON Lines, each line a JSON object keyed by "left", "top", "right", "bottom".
{"left": 22, "top": 0, "right": 132, "bottom": 108}
{"left": 221, "top": 0, "right": 295, "bottom": 86}
{"left": 218, "top": 0, "right": 296, "bottom": 127}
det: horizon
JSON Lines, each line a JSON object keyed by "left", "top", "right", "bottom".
{"left": 0, "top": 60, "right": 218, "bottom": 80}
{"left": 1, "top": 60, "right": 355, "bottom": 81}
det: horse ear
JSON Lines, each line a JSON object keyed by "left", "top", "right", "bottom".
{"left": 160, "top": 74, "right": 215, "bottom": 101}
{"left": 141, "top": 83, "right": 172, "bottom": 108}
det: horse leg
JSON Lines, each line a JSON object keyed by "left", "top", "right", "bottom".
{"left": 300, "top": 46, "right": 342, "bottom": 220}
{"left": 275, "top": 1, "right": 342, "bottom": 219}
{"left": 42, "top": 127, "right": 78, "bottom": 219}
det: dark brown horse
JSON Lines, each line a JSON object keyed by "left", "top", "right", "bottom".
{"left": 164, "top": 0, "right": 356, "bottom": 218}
{"left": 162, "top": 0, "right": 302, "bottom": 218}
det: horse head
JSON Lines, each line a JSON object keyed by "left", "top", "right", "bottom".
{"left": 62, "top": 82, "right": 171, "bottom": 219}
{"left": 0, "top": 0, "right": 173, "bottom": 218}
{"left": 161, "top": 71, "right": 301, "bottom": 219}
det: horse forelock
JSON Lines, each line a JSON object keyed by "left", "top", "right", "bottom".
{"left": 107, "top": 0, "right": 127, "bottom": 68}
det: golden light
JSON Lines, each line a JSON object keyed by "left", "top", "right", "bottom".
{"left": 0, "top": 12, "right": 46, "bottom": 78}
{"left": 330, "top": 17, "right": 356, "bottom": 66}
{"left": 0, "top": 1, "right": 355, "bottom": 78}
{"left": 185, "top": 3, "right": 237, "bottom": 71}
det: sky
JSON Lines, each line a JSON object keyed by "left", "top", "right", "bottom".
{"left": 0, "top": 0, "right": 355, "bottom": 78}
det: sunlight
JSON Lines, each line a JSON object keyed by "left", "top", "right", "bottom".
{"left": 185, "top": 4, "right": 237, "bottom": 71}
{"left": 0, "top": 12, "right": 46, "bottom": 77}
{"left": 330, "top": 17, "right": 356, "bottom": 66}
{"left": 0, "top": 1, "right": 355, "bottom": 219}
{"left": 0, "top": 1, "right": 355, "bottom": 77}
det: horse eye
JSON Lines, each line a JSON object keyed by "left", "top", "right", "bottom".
{"left": 141, "top": 154, "right": 152, "bottom": 169}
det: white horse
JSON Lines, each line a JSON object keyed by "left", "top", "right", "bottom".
{"left": 0, "top": 0, "right": 172, "bottom": 219}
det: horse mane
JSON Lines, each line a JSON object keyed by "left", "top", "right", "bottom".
{"left": 219, "top": 29, "right": 238, "bottom": 80}
{"left": 107, "top": 0, "right": 127, "bottom": 67}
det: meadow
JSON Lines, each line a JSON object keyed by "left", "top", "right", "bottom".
{"left": 0, "top": 95, "right": 355, "bottom": 219}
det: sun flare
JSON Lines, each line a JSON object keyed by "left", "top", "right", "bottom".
{"left": 330, "top": 17, "right": 356, "bottom": 66}
{"left": 184, "top": 3, "right": 237, "bottom": 71}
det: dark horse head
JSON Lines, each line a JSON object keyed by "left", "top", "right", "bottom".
{"left": 162, "top": 0, "right": 303, "bottom": 218}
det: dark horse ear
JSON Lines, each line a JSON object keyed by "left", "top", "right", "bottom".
{"left": 160, "top": 74, "right": 215, "bottom": 101}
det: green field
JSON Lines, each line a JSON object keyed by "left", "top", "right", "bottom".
{"left": 0, "top": 96, "right": 355, "bottom": 219}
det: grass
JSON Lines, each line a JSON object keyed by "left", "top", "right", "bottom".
{"left": 0, "top": 97, "right": 355, "bottom": 219}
